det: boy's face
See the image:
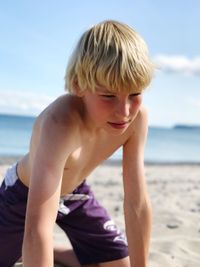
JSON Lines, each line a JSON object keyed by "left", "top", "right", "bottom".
{"left": 79, "top": 87, "right": 142, "bottom": 135}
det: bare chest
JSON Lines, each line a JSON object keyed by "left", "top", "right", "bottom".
{"left": 60, "top": 136, "right": 124, "bottom": 195}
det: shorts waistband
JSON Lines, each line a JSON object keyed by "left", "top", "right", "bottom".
{"left": 4, "top": 163, "right": 19, "bottom": 188}
{"left": 3, "top": 164, "right": 91, "bottom": 202}
{"left": 60, "top": 193, "right": 91, "bottom": 201}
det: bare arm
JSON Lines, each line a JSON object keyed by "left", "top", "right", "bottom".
{"left": 123, "top": 107, "right": 152, "bottom": 267}
{"left": 22, "top": 115, "right": 77, "bottom": 267}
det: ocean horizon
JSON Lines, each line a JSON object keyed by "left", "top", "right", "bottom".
{"left": 0, "top": 113, "right": 200, "bottom": 164}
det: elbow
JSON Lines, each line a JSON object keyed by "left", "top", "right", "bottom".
{"left": 124, "top": 195, "right": 152, "bottom": 218}
{"left": 23, "top": 228, "right": 38, "bottom": 251}
{"left": 23, "top": 223, "right": 53, "bottom": 247}
{"left": 22, "top": 225, "right": 54, "bottom": 263}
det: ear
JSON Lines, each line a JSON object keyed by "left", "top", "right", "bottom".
{"left": 73, "top": 80, "right": 85, "bottom": 97}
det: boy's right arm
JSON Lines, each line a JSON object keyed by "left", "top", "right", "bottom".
{"left": 22, "top": 114, "right": 76, "bottom": 267}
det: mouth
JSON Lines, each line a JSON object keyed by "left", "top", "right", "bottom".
{"left": 107, "top": 120, "right": 131, "bottom": 129}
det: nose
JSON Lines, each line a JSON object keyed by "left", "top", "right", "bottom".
{"left": 115, "top": 99, "right": 131, "bottom": 118}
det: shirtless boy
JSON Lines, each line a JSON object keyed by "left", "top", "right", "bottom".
{"left": 0, "top": 20, "right": 154, "bottom": 267}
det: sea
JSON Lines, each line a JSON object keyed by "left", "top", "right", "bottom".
{"left": 0, "top": 114, "right": 200, "bottom": 163}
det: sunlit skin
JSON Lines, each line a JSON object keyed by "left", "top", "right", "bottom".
{"left": 80, "top": 87, "right": 143, "bottom": 135}
{"left": 16, "top": 86, "right": 150, "bottom": 267}
{"left": 1, "top": 18, "right": 154, "bottom": 267}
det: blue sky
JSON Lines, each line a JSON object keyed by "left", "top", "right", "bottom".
{"left": 0, "top": 0, "right": 200, "bottom": 127}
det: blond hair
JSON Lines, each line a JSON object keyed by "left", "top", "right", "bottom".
{"left": 65, "top": 20, "right": 154, "bottom": 94}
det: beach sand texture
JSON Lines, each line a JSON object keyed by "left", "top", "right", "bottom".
{"left": 0, "top": 158, "right": 199, "bottom": 267}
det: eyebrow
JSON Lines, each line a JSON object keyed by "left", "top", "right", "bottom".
{"left": 97, "top": 92, "right": 142, "bottom": 96}
{"left": 96, "top": 88, "right": 142, "bottom": 95}
{"left": 130, "top": 92, "right": 142, "bottom": 96}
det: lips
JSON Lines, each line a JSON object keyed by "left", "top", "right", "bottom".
{"left": 108, "top": 121, "right": 130, "bottom": 129}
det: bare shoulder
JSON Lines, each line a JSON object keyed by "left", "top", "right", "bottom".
{"left": 125, "top": 105, "right": 148, "bottom": 144}
{"left": 133, "top": 105, "right": 148, "bottom": 132}
{"left": 29, "top": 95, "right": 83, "bottom": 162}
{"left": 34, "top": 95, "right": 83, "bottom": 137}
{"left": 123, "top": 107, "right": 148, "bottom": 179}
{"left": 40, "top": 94, "right": 82, "bottom": 126}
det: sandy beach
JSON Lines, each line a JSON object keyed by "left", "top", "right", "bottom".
{"left": 0, "top": 156, "right": 199, "bottom": 267}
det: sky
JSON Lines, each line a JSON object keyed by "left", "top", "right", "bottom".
{"left": 0, "top": 0, "right": 200, "bottom": 127}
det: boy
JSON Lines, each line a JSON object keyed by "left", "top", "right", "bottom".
{"left": 0, "top": 20, "right": 154, "bottom": 267}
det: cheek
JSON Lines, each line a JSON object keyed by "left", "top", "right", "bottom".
{"left": 131, "top": 96, "right": 142, "bottom": 112}
{"left": 86, "top": 99, "right": 111, "bottom": 119}
{"left": 93, "top": 99, "right": 113, "bottom": 113}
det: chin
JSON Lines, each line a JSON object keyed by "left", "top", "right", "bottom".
{"left": 104, "top": 126, "right": 128, "bottom": 136}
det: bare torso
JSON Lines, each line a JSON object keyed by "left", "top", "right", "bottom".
{"left": 17, "top": 95, "right": 134, "bottom": 196}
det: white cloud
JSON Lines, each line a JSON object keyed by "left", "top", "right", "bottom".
{"left": 0, "top": 90, "right": 55, "bottom": 115}
{"left": 153, "top": 55, "right": 200, "bottom": 75}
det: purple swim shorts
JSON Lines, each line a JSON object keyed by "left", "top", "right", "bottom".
{"left": 0, "top": 163, "right": 128, "bottom": 266}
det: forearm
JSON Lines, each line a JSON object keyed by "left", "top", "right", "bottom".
{"left": 22, "top": 230, "right": 54, "bottom": 267}
{"left": 124, "top": 198, "right": 152, "bottom": 267}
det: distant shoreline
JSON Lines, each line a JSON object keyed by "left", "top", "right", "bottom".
{"left": 173, "top": 124, "right": 200, "bottom": 130}
{"left": 1, "top": 113, "right": 200, "bottom": 130}
{"left": 0, "top": 155, "right": 199, "bottom": 166}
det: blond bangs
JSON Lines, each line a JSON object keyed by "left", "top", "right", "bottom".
{"left": 65, "top": 20, "right": 154, "bottom": 94}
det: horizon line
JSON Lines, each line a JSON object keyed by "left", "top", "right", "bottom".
{"left": 0, "top": 112, "right": 200, "bottom": 129}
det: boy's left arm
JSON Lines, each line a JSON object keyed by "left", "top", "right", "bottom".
{"left": 123, "top": 107, "right": 152, "bottom": 267}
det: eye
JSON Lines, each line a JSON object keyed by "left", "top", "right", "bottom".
{"left": 129, "top": 93, "right": 141, "bottom": 99}
{"left": 99, "top": 94, "right": 116, "bottom": 99}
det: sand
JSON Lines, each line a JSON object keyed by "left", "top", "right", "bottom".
{"left": 0, "top": 156, "right": 199, "bottom": 267}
